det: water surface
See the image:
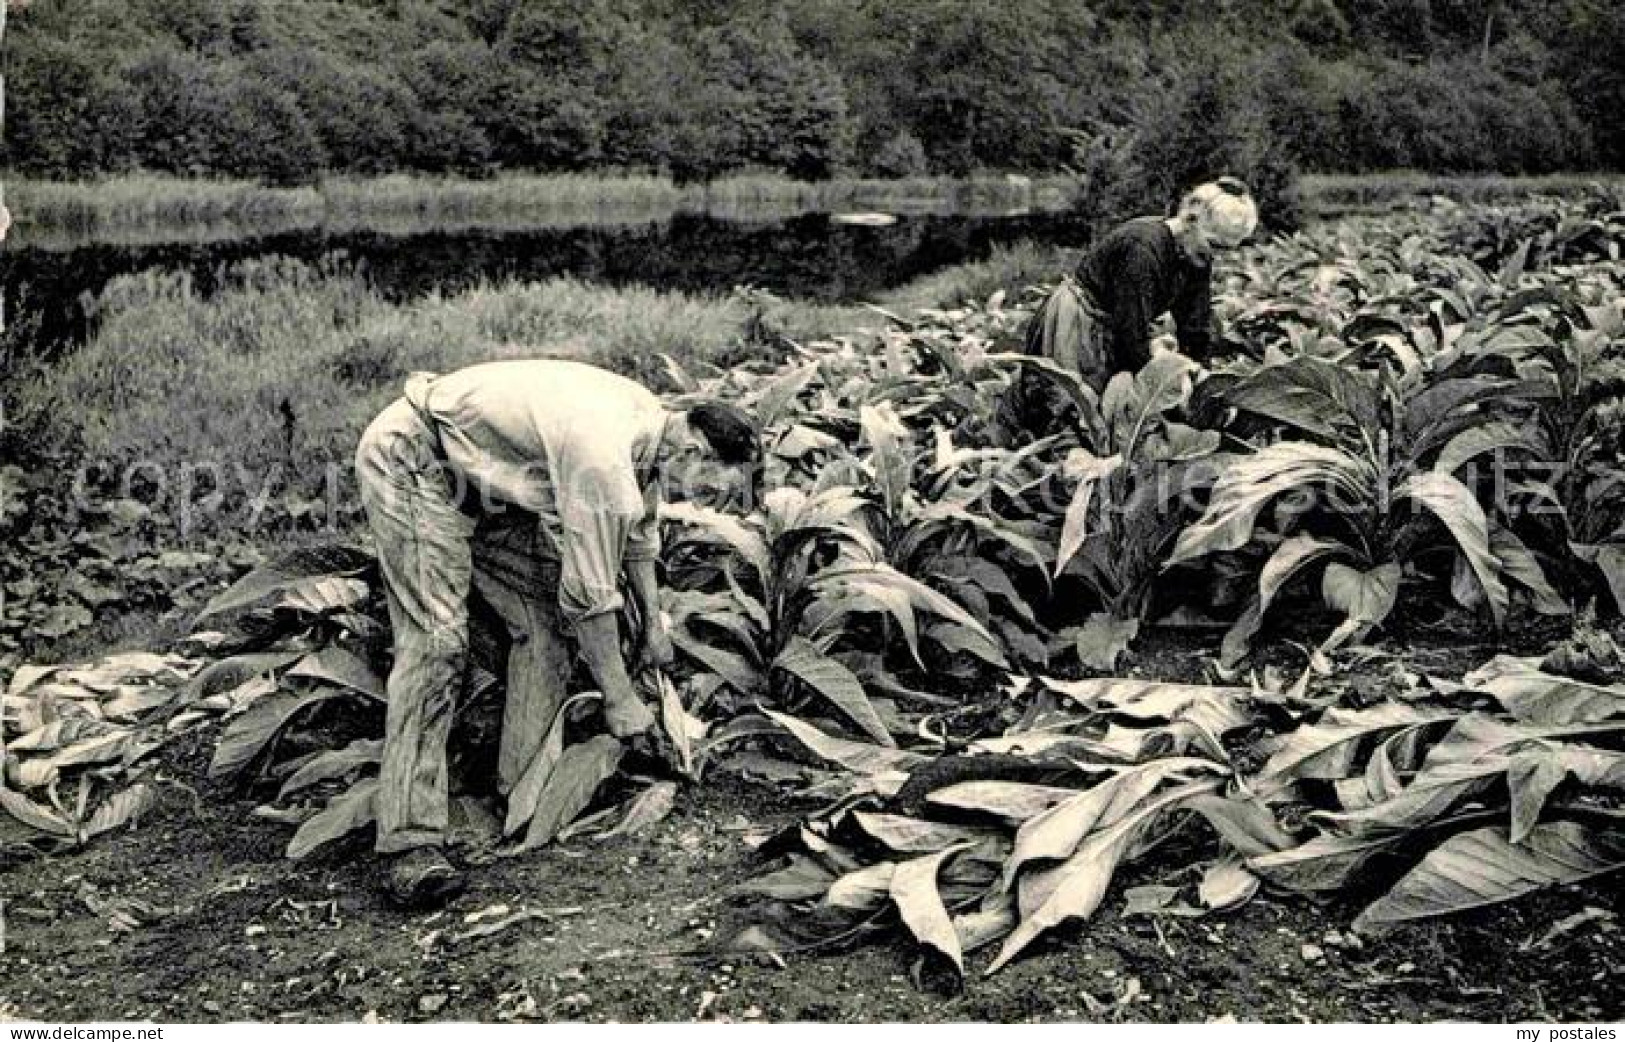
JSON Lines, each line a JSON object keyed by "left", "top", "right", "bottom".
{"left": 3, "top": 211, "right": 1091, "bottom": 356}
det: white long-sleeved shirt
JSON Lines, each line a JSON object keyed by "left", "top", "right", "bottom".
{"left": 403, "top": 360, "right": 665, "bottom": 625}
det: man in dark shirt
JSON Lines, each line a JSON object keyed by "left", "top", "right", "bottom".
{"left": 998, "top": 178, "right": 1259, "bottom": 441}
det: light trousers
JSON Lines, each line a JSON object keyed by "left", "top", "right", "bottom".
{"left": 356, "top": 399, "right": 571, "bottom": 854}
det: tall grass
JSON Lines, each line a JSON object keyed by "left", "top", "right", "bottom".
{"left": 7, "top": 171, "right": 1087, "bottom": 247}
{"left": 16, "top": 239, "right": 1069, "bottom": 543}
{"left": 15, "top": 257, "right": 943, "bottom": 537}
{"left": 319, "top": 172, "right": 686, "bottom": 222}
{"left": 1301, "top": 172, "right": 1625, "bottom": 215}
{"left": 875, "top": 240, "right": 1070, "bottom": 315}
{"left": 9, "top": 175, "right": 326, "bottom": 237}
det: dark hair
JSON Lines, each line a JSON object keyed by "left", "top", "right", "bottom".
{"left": 688, "top": 401, "right": 761, "bottom": 465}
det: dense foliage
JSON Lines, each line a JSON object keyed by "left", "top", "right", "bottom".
{"left": 4, "top": 195, "right": 1623, "bottom": 981}
{"left": 5, "top": 0, "right": 1622, "bottom": 210}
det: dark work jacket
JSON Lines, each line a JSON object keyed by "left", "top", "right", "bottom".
{"left": 1074, "top": 216, "right": 1215, "bottom": 371}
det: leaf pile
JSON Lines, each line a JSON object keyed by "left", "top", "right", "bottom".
{"left": 2, "top": 649, "right": 204, "bottom": 850}
{"left": 731, "top": 656, "right": 1625, "bottom": 983}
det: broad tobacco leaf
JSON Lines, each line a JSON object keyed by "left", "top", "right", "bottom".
{"left": 1321, "top": 561, "right": 1401, "bottom": 626}
{"left": 891, "top": 842, "right": 976, "bottom": 976}
{"left": 1491, "top": 524, "right": 1568, "bottom": 616}
{"left": 988, "top": 777, "right": 1222, "bottom": 974}
{"left": 1251, "top": 703, "right": 1457, "bottom": 797}
{"left": 83, "top": 783, "right": 159, "bottom": 841}
{"left": 851, "top": 811, "right": 993, "bottom": 854}
{"left": 1219, "top": 356, "right": 1383, "bottom": 445}
{"left": 660, "top": 502, "right": 771, "bottom": 585}
{"left": 287, "top": 779, "right": 379, "bottom": 859}
{"left": 761, "top": 708, "right": 925, "bottom": 793}
{"left": 1003, "top": 757, "right": 1223, "bottom": 887}
{"left": 1102, "top": 351, "right": 1197, "bottom": 454}
{"left": 1397, "top": 471, "right": 1508, "bottom": 625}
{"left": 927, "top": 782, "right": 1086, "bottom": 825}
{"left": 827, "top": 861, "right": 897, "bottom": 911}
{"left": 0, "top": 786, "right": 76, "bottom": 838}
{"left": 1312, "top": 757, "right": 1507, "bottom": 835}
{"left": 1319, "top": 560, "right": 1402, "bottom": 649}
{"left": 1197, "top": 858, "right": 1260, "bottom": 911}
{"left": 1167, "top": 442, "right": 1367, "bottom": 566}
{"left": 1462, "top": 655, "right": 1625, "bottom": 724}
{"left": 276, "top": 577, "right": 371, "bottom": 616}
{"left": 773, "top": 637, "right": 891, "bottom": 746}
{"left": 1248, "top": 831, "right": 1405, "bottom": 892}
{"left": 1431, "top": 420, "right": 1542, "bottom": 478}
{"left": 1354, "top": 822, "right": 1625, "bottom": 932}
{"left": 1223, "top": 534, "right": 1351, "bottom": 664}
{"left": 1054, "top": 451, "right": 1124, "bottom": 579}
{"left": 278, "top": 739, "right": 383, "bottom": 800}
{"left": 285, "top": 647, "right": 385, "bottom": 702}
{"left": 1038, "top": 677, "right": 1253, "bottom": 736}
{"left": 209, "top": 687, "right": 348, "bottom": 782}
{"left": 519, "top": 735, "right": 624, "bottom": 851}
{"left": 954, "top": 894, "right": 1019, "bottom": 954}
{"left": 506, "top": 692, "right": 598, "bottom": 836}
{"left": 859, "top": 403, "right": 913, "bottom": 522}
{"left": 197, "top": 544, "right": 373, "bottom": 621}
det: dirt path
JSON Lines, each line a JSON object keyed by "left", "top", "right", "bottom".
{"left": 3, "top": 760, "right": 1620, "bottom": 1023}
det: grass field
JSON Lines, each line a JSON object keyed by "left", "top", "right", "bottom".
{"left": 8, "top": 240, "right": 1064, "bottom": 543}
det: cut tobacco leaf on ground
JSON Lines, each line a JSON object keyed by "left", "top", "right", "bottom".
{"left": 761, "top": 708, "right": 925, "bottom": 792}
{"left": 891, "top": 843, "right": 975, "bottom": 977}
{"left": 287, "top": 779, "right": 380, "bottom": 859}
{"left": 599, "top": 781, "right": 678, "bottom": 838}
{"left": 209, "top": 687, "right": 349, "bottom": 782}
{"left": 519, "top": 735, "right": 624, "bottom": 851}
{"left": 1354, "top": 821, "right": 1625, "bottom": 931}
{"left": 1463, "top": 656, "right": 1625, "bottom": 725}
{"left": 851, "top": 811, "right": 993, "bottom": 854}
{"left": 505, "top": 693, "right": 598, "bottom": 837}
{"left": 277, "top": 740, "right": 383, "bottom": 800}
{"left": 83, "top": 783, "right": 159, "bottom": 840}
{"left": 1198, "top": 859, "right": 1260, "bottom": 911}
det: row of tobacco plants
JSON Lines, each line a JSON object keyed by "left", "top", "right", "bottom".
{"left": 4, "top": 193, "right": 1624, "bottom": 985}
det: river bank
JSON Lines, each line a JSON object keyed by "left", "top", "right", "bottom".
{"left": 3, "top": 172, "right": 1085, "bottom": 250}
{"left": 11, "top": 171, "right": 1625, "bottom": 251}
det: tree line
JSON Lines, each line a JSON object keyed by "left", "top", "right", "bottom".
{"left": 5, "top": 0, "right": 1622, "bottom": 216}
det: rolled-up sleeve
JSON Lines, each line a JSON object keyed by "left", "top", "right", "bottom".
{"left": 553, "top": 454, "right": 647, "bottom": 626}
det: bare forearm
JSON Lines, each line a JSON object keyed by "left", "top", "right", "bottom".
{"left": 574, "top": 613, "right": 635, "bottom": 702}
{"left": 627, "top": 558, "right": 661, "bottom": 635}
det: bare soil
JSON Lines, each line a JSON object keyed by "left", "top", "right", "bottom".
{"left": 4, "top": 608, "right": 1622, "bottom": 1023}
{"left": 3, "top": 740, "right": 1621, "bottom": 1023}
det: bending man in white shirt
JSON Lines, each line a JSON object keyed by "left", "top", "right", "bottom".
{"left": 354, "top": 359, "right": 759, "bottom": 907}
